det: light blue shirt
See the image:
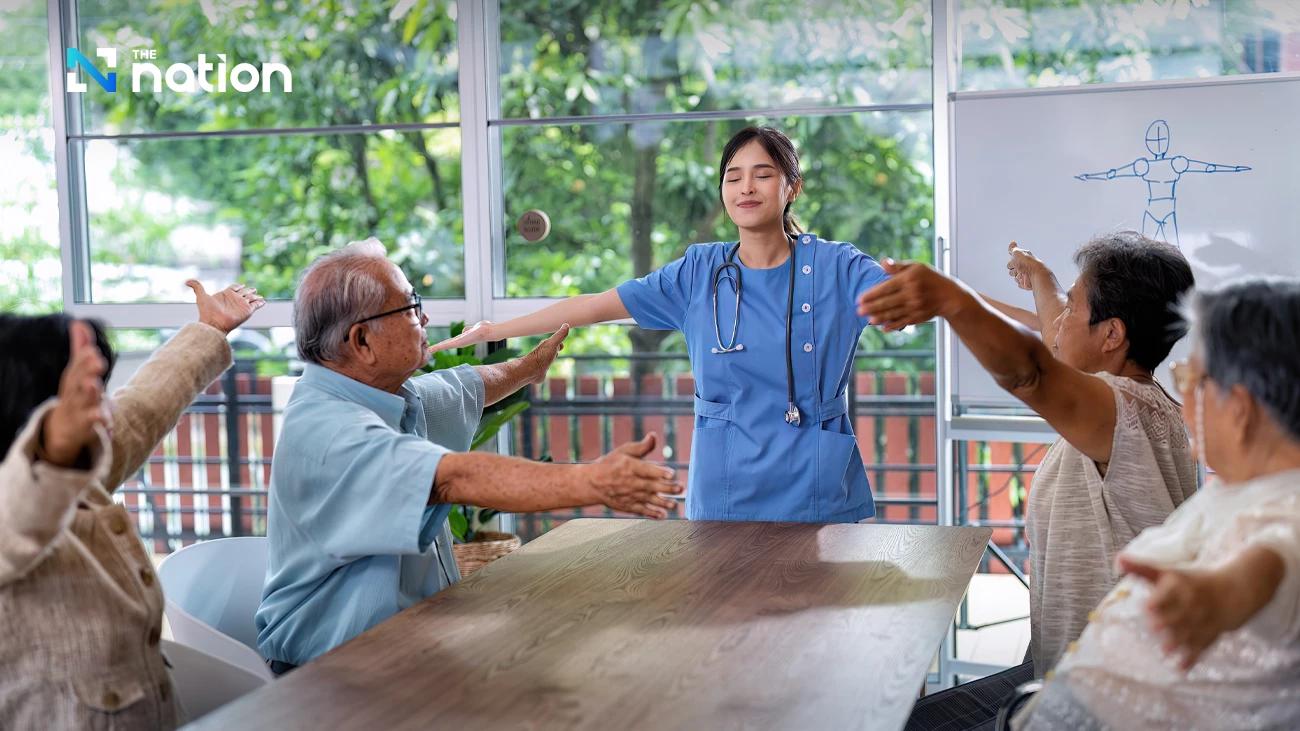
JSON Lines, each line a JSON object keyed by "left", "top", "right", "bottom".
{"left": 255, "top": 363, "right": 484, "bottom": 665}
{"left": 615, "top": 233, "right": 888, "bottom": 523}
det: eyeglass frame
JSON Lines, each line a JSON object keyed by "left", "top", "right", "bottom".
{"left": 347, "top": 291, "right": 422, "bottom": 340}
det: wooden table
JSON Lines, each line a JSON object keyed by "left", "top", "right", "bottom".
{"left": 191, "top": 520, "right": 992, "bottom": 731}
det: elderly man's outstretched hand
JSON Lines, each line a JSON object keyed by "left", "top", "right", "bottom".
{"left": 520, "top": 324, "right": 569, "bottom": 386}
{"left": 187, "top": 280, "right": 266, "bottom": 335}
{"left": 583, "top": 433, "right": 682, "bottom": 519}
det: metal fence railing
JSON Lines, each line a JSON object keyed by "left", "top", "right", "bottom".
{"left": 114, "top": 351, "right": 1041, "bottom": 579}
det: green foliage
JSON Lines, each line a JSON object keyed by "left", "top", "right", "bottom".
{"left": 78, "top": 0, "right": 463, "bottom": 300}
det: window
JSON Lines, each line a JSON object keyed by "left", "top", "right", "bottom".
{"left": 67, "top": 0, "right": 463, "bottom": 304}
{"left": 958, "top": 0, "right": 1300, "bottom": 91}
{"left": 82, "top": 130, "right": 462, "bottom": 302}
{"left": 501, "top": 112, "right": 933, "bottom": 297}
{"left": 498, "top": 0, "right": 931, "bottom": 120}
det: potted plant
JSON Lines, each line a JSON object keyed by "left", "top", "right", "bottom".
{"left": 424, "top": 322, "right": 535, "bottom": 576}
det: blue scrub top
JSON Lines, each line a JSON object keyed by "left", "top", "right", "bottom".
{"left": 616, "top": 233, "right": 889, "bottom": 523}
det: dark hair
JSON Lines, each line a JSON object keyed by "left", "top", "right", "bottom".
{"left": 718, "top": 126, "right": 804, "bottom": 238}
{"left": 0, "top": 314, "right": 115, "bottom": 454}
{"left": 1072, "top": 231, "right": 1195, "bottom": 371}
{"left": 1195, "top": 277, "right": 1300, "bottom": 441}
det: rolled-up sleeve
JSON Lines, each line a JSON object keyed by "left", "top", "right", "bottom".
{"left": 411, "top": 364, "right": 485, "bottom": 453}
{"left": 616, "top": 249, "right": 698, "bottom": 331}
{"left": 841, "top": 244, "right": 889, "bottom": 330}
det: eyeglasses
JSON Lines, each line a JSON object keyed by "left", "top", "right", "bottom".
{"left": 348, "top": 292, "right": 422, "bottom": 339}
{"left": 1168, "top": 359, "right": 1204, "bottom": 394}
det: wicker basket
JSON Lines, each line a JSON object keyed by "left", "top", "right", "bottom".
{"left": 452, "top": 531, "right": 522, "bottom": 577}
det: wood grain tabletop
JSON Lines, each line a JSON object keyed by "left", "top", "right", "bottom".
{"left": 189, "top": 519, "right": 992, "bottom": 731}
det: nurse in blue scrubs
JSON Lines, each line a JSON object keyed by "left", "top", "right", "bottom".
{"left": 433, "top": 126, "right": 888, "bottom": 522}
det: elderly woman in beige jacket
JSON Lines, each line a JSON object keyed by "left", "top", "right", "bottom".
{"left": 0, "top": 281, "right": 263, "bottom": 729}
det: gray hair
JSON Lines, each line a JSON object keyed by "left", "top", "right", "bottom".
{"left": 1191, "top": 276, "right": 1300, "bottom": 440}
{"left": 294, "top": 238, "right": 393, "bottom": 364}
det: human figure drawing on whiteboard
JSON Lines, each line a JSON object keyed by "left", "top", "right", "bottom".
{"left": 1074, "top": 119, "right": 1250, "bottom": 246}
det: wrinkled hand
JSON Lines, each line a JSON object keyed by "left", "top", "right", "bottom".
{"left": 430, "top": 320, "right": 498, "bottom": 352}
{"left": 1118, "top": 556, "right": 1244, "bottom": 671}
{"left": 519, "top": 324, "right": 569, "bottom": 385}
{"left": 41, "top": 321, "right": 109, "bottom": 468}
{"left": 583, "top": 433, "right": 682, "bottom": 519}
{"left": 855, "top": 258, "right": 965, "bottom": 331}
{"left": 1007, "top": 241, "right": 1046, "bottom": 291}
{"left": 187, "top": 280, "right": 266, "bottom": 335}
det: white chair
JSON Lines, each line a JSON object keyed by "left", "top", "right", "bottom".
{"left": 162, "top": 639, "right": 268, "bottom": 722}
{"left": 158, "top": 537, "right": 273, "bottom": 681}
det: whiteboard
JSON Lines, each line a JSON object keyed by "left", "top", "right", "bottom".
{"left": 952, "top": 74, "right": 1300, "bottom": 412}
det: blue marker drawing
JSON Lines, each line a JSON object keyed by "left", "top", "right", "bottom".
{"left": 1074, "top": 120, "right": 1251, "bottom": 246}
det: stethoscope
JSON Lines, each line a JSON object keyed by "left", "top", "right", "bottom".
{"left": 710, "top": 238, "right": 802, "bottom": 428}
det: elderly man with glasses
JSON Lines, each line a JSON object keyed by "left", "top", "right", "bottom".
{"left": 256, "top": 238, "right": 681, "bottom": 674}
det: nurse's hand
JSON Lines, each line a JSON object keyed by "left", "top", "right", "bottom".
{"left": 856, "top": 259, "right": 968, "bottom": 332}
{"left": 582, "top": 433, "right": 682, "bottom": 519}
{"left": 430, "top": 320, "right": 497, "bottom": 352}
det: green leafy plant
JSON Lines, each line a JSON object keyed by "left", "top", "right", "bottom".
{"left": 424, "top": 321, "right": 533, "bottom": 542}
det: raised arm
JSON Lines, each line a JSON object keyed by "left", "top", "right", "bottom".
{"left": 432, "top": 433, "right": 681, "bottom": 519}
{"left": 472, "top": 326, "right": 568, "bottom": 407}
{"left": 1007, "top": 242, "right": 1068, "bottom": 344}
{"left": 104, "top": 281, "right": 264, "bottom": 490}
{"left": 431, "top": 290, "right": 629, "bottom": 352}
{"left": 857, "top": 260, "right": 1117, "bottom": 463}
{"left": 982, "top": 296, "right": 1040, "bottom": 331}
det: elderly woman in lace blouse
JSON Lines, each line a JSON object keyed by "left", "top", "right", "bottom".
{"left": 863, "top": 232, "right": 1197, "bottom": 731}
{"left": 1012, "top": 277, "right": 1300, "bottom": 730}
{"left": 863, "top": 232, "right": 1196, "bottom": 672}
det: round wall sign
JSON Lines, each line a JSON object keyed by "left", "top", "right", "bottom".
{"left": 517, "top": 209, "right": 551, "bottom": 242}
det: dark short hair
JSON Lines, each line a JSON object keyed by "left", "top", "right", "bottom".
{"left": 1073, "top": 231, "right": 1195, "bottom": 371}
{"left": 1195, "top": 277, "right": 1300, "bottom": 441}
{"left": 718, "top": 126, "right": 804, "bottom": 238}
{"left": 0, "top": 314, "right": 115, "bottom": 455}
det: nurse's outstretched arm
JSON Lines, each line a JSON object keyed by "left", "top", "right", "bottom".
{"left": 856, "top": 259, "right": 1118, "bottom": 465}
{"left": 430, "top": 289, "right": 630, "bottom": 351}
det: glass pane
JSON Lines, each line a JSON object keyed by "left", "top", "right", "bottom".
{"left": 952, "top": 438, "right": 1042, "bottom": 669}
{"left": 83, "top": 129, "right": 463, "bottom": 302}
{"left": 73, "top": 0, "right": 459, "bottom": 133}
{"left": 0, "top": 0, "right": 61, "bottom": 313}
{"left": 958, "top": 0, "right": 1300, "bottom": 91}
{"left": 502, "top": 112, "right": 933, "bottom": 298}
{"left": 498, "top": 0, "right": 931, "bottom": 119}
